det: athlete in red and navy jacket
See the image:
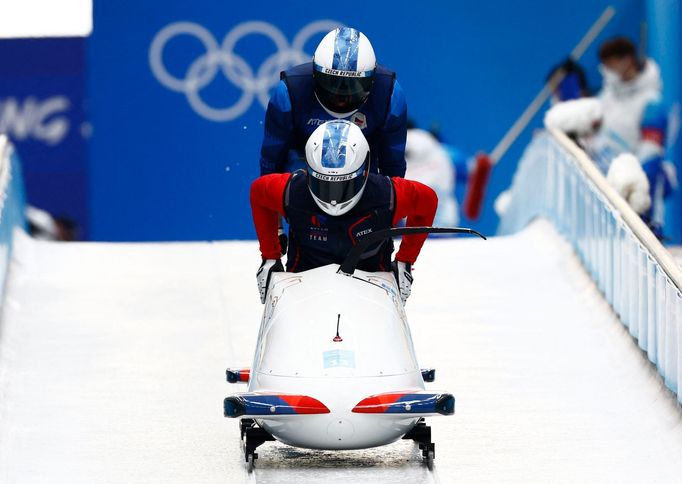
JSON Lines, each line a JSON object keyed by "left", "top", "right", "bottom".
{"left": 252, "top": 172, "right": 436, "bottom": 265}
{"left": 253, "top": 119, "right": 436, "bottom": 305}
{"left": 251, "top": 171, "right": 437, "bottom": 303}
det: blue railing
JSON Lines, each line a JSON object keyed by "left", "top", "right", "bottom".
{"left": 0, "top": 135, "right": 26, "bottom": 300}
{"left": 499, "top": 130, "right": 682, "bottom": 403}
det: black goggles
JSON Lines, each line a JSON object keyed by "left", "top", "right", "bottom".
{"left": 313, "top": 68, "right": 374, "bottom": 113}
{"left": 307, "top": 160, "right": 369, "bottom": 206}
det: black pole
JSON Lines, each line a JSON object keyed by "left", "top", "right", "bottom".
{"left": 338, "top": 226, "right": 486, "bottom": 276}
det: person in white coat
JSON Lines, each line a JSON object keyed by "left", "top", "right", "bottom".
{"left": 404, "top": 128, "right": 459, "bottom": 227}
{"left": 593, "top": 37, "right": 676, "bottom": 234}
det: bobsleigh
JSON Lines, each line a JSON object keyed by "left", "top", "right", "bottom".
{"left": 224, "top": 227, "right": 485, "bottom": 471}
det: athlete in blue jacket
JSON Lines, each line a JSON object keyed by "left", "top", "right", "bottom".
{"left": 259, "top": 27, "right": 407, "bottom": 178}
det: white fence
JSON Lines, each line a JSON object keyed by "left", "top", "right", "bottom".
{"left": 499, "top": 129, "right": 682, "bottom": 403}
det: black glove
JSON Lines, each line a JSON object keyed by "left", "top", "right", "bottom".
{"left": 257, "top": 259, "right": 284, "bottom": 304}
{"left": 391, "top": 260, "right": 413, "bottom": 304}
{"left": 278, "top": 229, "right": 288, "bottom": 256}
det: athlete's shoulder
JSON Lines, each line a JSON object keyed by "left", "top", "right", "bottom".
{"left": 367, "top": 172, "right": 392, "bottom": 184}
{"left": 391, "top": 176, "right": 436, "bottom": 196}
{"left": 361, "top": 173, "right": 394, "bottom": 201}
{"left": 268, "top": 80, "right": 292, "bottom": 112}
{"left": 375, "top": 64, "right": 396, "bottom": 78}
{"left": 388, "top": 80, "right": 406, "bottom": 112}
{"left": 252, "top": 172, "right": 292, "bottom": 190}
{"left": 281, "top": 62, "right": 313, "bottom": 79}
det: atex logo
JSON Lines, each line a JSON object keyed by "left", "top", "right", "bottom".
{"left": 149, "top": 20, "right": 341, "bottom": 122}
{"left": 307, "top": 118, "right": 326, "bottom": 126}
{"left": 0, "top": 96, "right": 71, "bottom": 146}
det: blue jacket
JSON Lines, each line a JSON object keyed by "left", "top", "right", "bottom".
{"left": 259, "top": 62, "right": 407, "bottom": 177}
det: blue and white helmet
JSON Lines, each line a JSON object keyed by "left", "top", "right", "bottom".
{"left": 304, "top": 120, "right": 370, "bottom": 216}
{"left": 313, "top": 27, "right": 377, "bottom": 118}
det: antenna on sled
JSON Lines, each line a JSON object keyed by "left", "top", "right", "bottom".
{"left": 338, "top": 227, "right": 486, "bottom": 276}
{"left": 333, "top": 314, "right": 343, "bottom": 342}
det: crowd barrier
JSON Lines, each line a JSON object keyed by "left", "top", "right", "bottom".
{"left": 499, "top": 129, "right": 682, "bottom": 403}
{"left": 0, "top": 135, "right": 26, "bottom": 300}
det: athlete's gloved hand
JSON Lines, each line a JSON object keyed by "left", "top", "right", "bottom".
{"left": 257, "top": 259, "right": 284, "bottom": 304}
{"left": 391, "top": 260, "right": 413, "bottom": 304}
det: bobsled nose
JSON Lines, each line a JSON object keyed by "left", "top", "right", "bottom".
{"left": 327, "top": 418, "right": 355, "bottom": 442}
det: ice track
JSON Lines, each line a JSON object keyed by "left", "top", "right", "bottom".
{"left": 1, "top": 220, "right": 681, "bottom": 483}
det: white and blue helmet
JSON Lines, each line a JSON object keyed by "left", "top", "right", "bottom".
{"left": 313, "top": 27, "right": 377, "bottom": 118}
{"left": 304, "top": 120, "right": 370, "bottom": 216}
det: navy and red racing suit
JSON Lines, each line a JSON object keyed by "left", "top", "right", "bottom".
{"left": 251, "top": 171, "right": 437, "bottom": 272}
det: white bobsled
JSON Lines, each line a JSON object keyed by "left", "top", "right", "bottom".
{"left": 224, "top": 227, "right": 485, "bottom": 471}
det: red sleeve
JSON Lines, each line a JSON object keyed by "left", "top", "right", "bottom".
{"left": 391, "top": 177, "right": 438, "bottom": 265}
{"left": 250, "top": 174, "right": 290, "bottom": 260}
{"left": 641, "top": 127, "right": 664, "bottom": 146}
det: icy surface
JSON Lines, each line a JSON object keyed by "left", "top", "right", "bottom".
{"left": 1, "top": 221, "right": 681, "bottom": 483}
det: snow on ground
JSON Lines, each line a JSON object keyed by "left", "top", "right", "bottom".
{"left": 0, "top": 220, "right": 681, "bottom": 483}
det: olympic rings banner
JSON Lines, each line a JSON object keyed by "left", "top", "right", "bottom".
{"left": 148, "top": 20, "right": 340, "bottom": 123}
{"left": 88, "top": 2, "right": 343, "bottom": 240}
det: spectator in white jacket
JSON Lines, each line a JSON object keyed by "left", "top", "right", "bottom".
{"left": 544, "top": 37, "right": 676, "bottom": 237}
{"left": 593, "top": 37, "right": 676, "bottom": 234}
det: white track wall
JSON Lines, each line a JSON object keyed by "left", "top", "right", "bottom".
{"left": 500, "top": 130, "right": 682, "bottom": 403}
{"left": 0, "top": 136, "right": 25, "bottom": 299}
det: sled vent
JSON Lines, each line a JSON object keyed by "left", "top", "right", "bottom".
{"left": 352, "top": 391, "right": 454, "bottom": 415}
{"left": 224, "top": 393, "right": 330, "bottom": 418}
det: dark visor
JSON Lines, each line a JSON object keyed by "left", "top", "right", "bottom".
{"left": 313, "top": 69, "right": 374, "bottom": 114}
{"left": 307, "top": 159, "right": 369, "bottom": 206}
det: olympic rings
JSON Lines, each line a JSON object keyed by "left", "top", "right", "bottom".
{"left": 149, "top": 20, "right": 341, "bottom": 122}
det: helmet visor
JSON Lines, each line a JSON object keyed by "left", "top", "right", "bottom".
{"left": 307, "top": 158, "right": 369, "bottom": 207}
{"left": 313, "top": 65, "right": 374, "bottom": 114}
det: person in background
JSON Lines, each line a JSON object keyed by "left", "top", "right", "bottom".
{"left": 544, "top": 37, "right": 677, "bottom": 238}
{"left": 251, "top": 120, "right": 436, "bottom": 305}
{"left": 547, "top": 58, "right": 591, "bottom": 104}
{"left": 425, "top": 121, "right": 473, "bottom": 207}
{"left": 594, "top": 36, "right": 676, "bottom": 234}
{"left": 405, "top": 126, "right": 459, "bottom": 227}
{"left": 26, "top": 205, "right": 78, "bottom": 241}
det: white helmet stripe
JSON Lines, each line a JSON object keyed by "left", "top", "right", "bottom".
{"left": 332, "top": 27, "right": 360, "bottom": 71}
{"left": 321, "top": 121, "right": 350, "bottom": 168}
